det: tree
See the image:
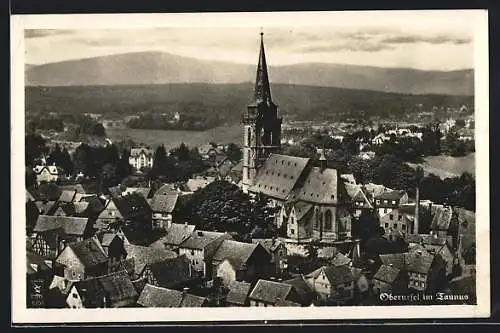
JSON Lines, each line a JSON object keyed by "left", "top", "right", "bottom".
{"left": 25, "top": 134, "right": 49, "bottom": 167}
{"left": 352, "top": 210, "right": 381, "bottom": 245}
{"left": 225, "top": 143, "right": 242, "bottom": 162}
{"left": 170, "top": 143, "right": 191, "bottom": 161}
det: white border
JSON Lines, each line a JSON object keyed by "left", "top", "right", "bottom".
{"left": 11, "top": 10, "right": 490, "bottom": 323}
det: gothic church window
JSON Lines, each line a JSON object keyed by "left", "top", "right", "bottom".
{"left": 324, "top": 210, "right": 332, "bottom": 231}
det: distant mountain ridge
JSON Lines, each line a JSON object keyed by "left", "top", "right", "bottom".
{"left": 26, "top": 52, "right": 474, "bottom": 96}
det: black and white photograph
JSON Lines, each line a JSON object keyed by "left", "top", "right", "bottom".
{"left": 11, "top": 10, "right": 489, "bottom": 322}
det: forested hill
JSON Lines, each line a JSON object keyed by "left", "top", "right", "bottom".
{"left": 25, "top": 83, "right": 473, "bottom": 124}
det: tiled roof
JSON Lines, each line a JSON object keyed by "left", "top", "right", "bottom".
{"left": 58, "top": 190, "right": 76, "bottom": 203}
{"left": 150, "top": 194, "right": 179, "bottom": 213}
{"left": 125, "top": 244, "right": 177, "bottom": 276}
{"left": 340, "top": 173, "right": 356, "bottom": 184}
{"left": 406, "top": 251, "right": 435, "bottom": 274}
{"left": 379, "top": 253, "right": 407, "bottom": 271}
{"left": 323, "top": 265, "right": 354, "bottom": 286}
{"left": 375, "top": 190, "right": 405, "bottom": 201}
{"left": 249, "top": 279, "right": 293, "bottom": 304}
{"left": 212, "top": 240, "right": 261, "bottom": 270}
{"left": 250, "top": 154, "right": 311, "bottom": 200}
{"left": 137, "top": 284, "right": 206, "bottom": 308}
{"left": 431, "top": 206, "right": 454, "bottom": 231}
{"left": 65, "top": 238, "right": 108, "bottom": 268}
{"left": 152, "top": 223, "right": 196, "bottom": 248}
{"left": 33, "top": 215, "right": 89, "bottom": 236}
{"left": 373, "top": 264, "right": 401, "bottom": 284}
{"left": 226, "top": 280, "right": 252, "bottom": 305}
{"left": 297, "top": 167, "right": 339, "bottom": 205}
{"left": 74, "top": 270, "right": 137, "bottom": 307}
{"left": 332, "top": 252, "right": 352, "bottom": 267}
{"left": 113, "top": 194, "right": 152, "bottom": 218}
{"left": 154, "top": 184, "right": 178, "bottom": 196}
{"left": 122, "top": 187, "right": 152, "bottom": 199}
{"left": 35, "top": 201, "right": 58, "bottom": 215}
{"left": 180, "top": 230, "right": 231, "bottom": 251}
{"left": 147, "top": 255, "right": 191, "bottom": 288}
{"left": 363, "top": 183, "right": 388, "bottom": 199}
{"left": 186, "top": 177, "right": 215, "bottom": 192}
{"left": 283, "top": 275, "right": 314, "bottom": 304}
{"left": 251, "top": 238, "right": 284, "bottom": 253}
{"left": 406, "top": 233, "right": 451, "bottom": 247}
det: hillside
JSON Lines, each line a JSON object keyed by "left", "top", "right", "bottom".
{"left": 25, "top": 83, "right": 474, "bottom": 124}
{"left": 26, "top": 52, "right": 474, "bottom": 96}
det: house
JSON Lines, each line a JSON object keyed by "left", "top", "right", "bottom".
{"left": 225, "top": 280, "right": 252, "bottom": 306}
{"left": 55, "top": 238, "right": 109, "bottom": 281}
{"left": 407, "top": 233, "right": 455, "bottom": 277}
{"left": 34, "top": 200, "right": 59, "bottom": 216}
{"left": 374, "top": 189, "right": 408, "bottom": 217}
{"left": 136, "top": 284, "right": 208, "bottom": 308}
{"left": 344, "top": 184, "right": 372, "bottom": 218}
{"left": 211, "top": 240, "right": 271, "bottom": 284}
{"left": 372, "top": 264, "right": 407, "bottom": 295}
{"left": 351, "top": 267, "right": 370, "bottom": 295}
{"left": 142, "top": 255, "right": 193, "bottom": 289}
{"left": 33, "top": 165, "right": 59, "bottom": 184}
{"left": 123, "top": 244, "right": 178, "bottom": 280}
{"left": 149, "top": 193, "right": 179, "bottom": 230}
{"left": 186, "top": 176, "right": 216, "bottom": 192}
{"left": 282, "top": 274, "right": 316, "bottom": 306}
{"left": 129, "top": 147, "right": 154, "bottom": 170}
{"left": 178, "top": 230, "right": 233, "bottom": 278}
{"left": 58, "top": 184, "right": 86, "bottom": 194}
{"left": 252, "top": 238, "right": 287, "bottom": 275}
{"left": 286, "top": 200, "right": 314, "bottom": 242}
{"left": 331, "top": 252, "right": 352, "bottom": 267}
{"left": 66, "top": 270, "right": 138, "bottom": 308}
{"left": 248, "top": 279, "right": 303, "bottom": 307}
{"left": 430, "top": 205, "right": 459, "bottom": 243}
{"left": 379, "top": 206, "right": 415, "bottom": 237}
{"left": 121, "top": 187, "right": 153, "bottom": 199}
{"left": 406, "top": 247, "right": 447, "bottom": 292}
{"left": 149, "top": 223, "right": 196, "bottom": 253}
{"left": 95, "top": 232, "right": 128, "bottom": 272}
{"left": 305, "top": 265, "right": 355, "bottom": 303}
{"left": 31, "top": 215, "right": 93, "bottom": 259}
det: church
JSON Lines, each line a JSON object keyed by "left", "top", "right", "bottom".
{"left": 241, "top": 33, "right": 355, "bottom": 244}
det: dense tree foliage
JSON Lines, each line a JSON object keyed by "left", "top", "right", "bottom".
{"left": 25, "top": 134, "right": 49, "bottom": 167}
{"left": 127, "top": 109, "right": 221, "bottom": 131}
{"left": 176, "top": 181, "right": 279, "bottom": 239}
{"left": 225, "top": 143, "right": 242, "bottom": 162}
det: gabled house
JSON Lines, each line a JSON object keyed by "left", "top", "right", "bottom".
{"left": 286, "top": 201, "right": 314, "bottom": 242}
{"left": 149, "top": 193, "right": 179, "bottom": 230}
{"left": 178, "top": 230, "right": 233, "bottom": 278}
{"left": 344, "top": 184, "right": 372, "bottom": 218}
{"left": 137, "top": 284, "right": 208, "bottom": 308}
{"left": 282, "top": 275, "right": 316, "bottom": 306}
{"left": 149, "top": 223, "right": 196, "bottom": 253}
{"left": 406, "top": 248, "right": 446, "bottom": 292}
{"left": 55, "top": 238, "right": 109, "bottom": 281}
{"left": 33, "top": 165, "right": 59, "bottom": 184}
{"left": 129, "top": 147, "right": 154, "bottom": 170}
{"left": 26, "top": 251, "right": 53, "bottom": 308}
{"left": 58, "top": 190, "right": 77, "bottom": 203}
{"left": 407, "top": 233, "right": 455, "bottom": 277}
{"left": 305, "top": 265, "right": 355, "bottom": 303}
{"left": 252, "top": 238, "right": 287, "bottom": 275}
{"left": 31, "top": 215, "right": 93, "bottom": 259}
{"left": 374, "top": 189, "right": 408, "bottom": 217}
{"left": 331, "top": 252, "right": 352, "bottom": 267}
{"left": 66, "top": 270, "right": 138, "bottom": 308}
{"left": 430, "top": 205, "right": 459, "bottom": 243}
{"left": 142, "top": 255, "right": 193, "bottom": 289}
{"left": 248, "top": 279, "right": 302, "bottom": 307}
{"left": 225, "top": 280, "right": 252, "bottom": 307}
{"left": 95, "top": 232, "right": 128, "bottom": 272}
{"left": 372, "top": 264, "right": 407, "bottom": 295}
{"left": 211, "top": 240, "right": 271, "bottom": 284}
{"left": 123, "top": 244, "right": 178, "bottom": 280}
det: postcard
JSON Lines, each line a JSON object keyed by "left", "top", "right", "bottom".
{"left": 11, "top": 10, "right": 490, "bottom": 323}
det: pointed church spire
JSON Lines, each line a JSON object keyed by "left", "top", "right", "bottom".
{"left": 254, "top": 31, "right": 272, "bottom": 104}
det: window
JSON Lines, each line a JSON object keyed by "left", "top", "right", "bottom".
{"left": 402, "top": 224, "right": 406, "bottom": 230}
{"left": 73, "top": 293, "right": 78, "bottom": 299}
{"left": 393, "top": 224, "right": 397, "bottom": 229}
{"left": 290, "top": 229, "right": 295, "bottom": 235}
{"left": 398, "top": 216, "right": 402, "bottom": 221}
{"left": 392, "top": 200, "right": 396, "bottom": 205}
{"left": 384, "top": 200, "right": 388, "bottom": 204}
{"left": 324, "top": 210, "right": 332, "bottom": 231}
{"left": 384, "top": 223, "right": 388, "bottom": 228}
{"left": 191, "top": 250, "right": 195, "bottom": 256}
{"left": 384, "top": 209, "right": 387, "bottom": 214}
{"left": 389, "top": 214, "right": 394, "bottom": 220}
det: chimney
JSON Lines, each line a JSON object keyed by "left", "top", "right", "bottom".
{"left": 319, "top": 149, "right": 327, "bottom": 170}
{"left": 457, "top": 233, "right": 464, "bottom": 258}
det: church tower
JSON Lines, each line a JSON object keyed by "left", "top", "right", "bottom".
{"left": 241, "top": 32, "right": 282, "bottom": 193}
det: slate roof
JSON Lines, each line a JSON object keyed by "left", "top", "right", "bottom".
{"left": 363, "top": 183, "right": 387, "bottom": 200}
{"left": 340, "top": 173, "right": 356, "bottom": 184}
{"left": 151, "top": 223, "right": 196, "bottom": 248}
{"left": 375, "top": 190, "right": 405, "bottom": 201}
{"left": 137, "top": 284, "right": 206, "bottom": 308}
{"left": 249, "top": 279, "right": 294, "bottom": 305}
{"left": 65, "top": 238, "right": 108, "bottom": 268}
{"left": 155, "top": 184, "right": 178, "bottom": 196}
{"left": 147, "top": 255, "right": 191, "bottom": 288}
{"left": 283, "top": 275, "right": 314, "bottom": 304}
{"left": 250, "top": 154, "right": 311, "bottom": 200}
{"left": 226, "top": 280, "right": 252, "bottom": 305}
{"left": 297, "top": 167, "right": 339, "bottom": 204}
{"left": 373, "top": 264, "right": 401, "bottom": 284}
{"left": 150, "top": 194, "right": 179, "bottom": 213}
{"left": 112, "top": 194, "right": 152, "bottom": 219}
{"left": 431, "top": 206, "right": 454, "bottom": 231}
{"left": 251, "top": 238, "right": 284, "bottom": 253}
{"left": 291, "top": 201, "right": 314, "bottom": 221}
{"left": 212, "top": 240, "right": 260, "bottom": 270}
{"left": 33, "top": 215, "right": 89, "bottom": 236}
{"left": 35, "top": 201, "right": 58, "bottom": 215}
{"left": 323, "top": 265, "right": 354, "bottom": 286}
{"left": 332, "top": 252, "right": 352, "bottom": 267}
{"left": 124, "top": 244, "right": 178, "bottom": 276}
{"left": 122, "top": 187, "right": 152, "bottom": 199}
{"left": 180, "top": 230, "right": 231, "bottom": 251}
{"left": 186, "top": 177, "right": 215, "bottom": 192}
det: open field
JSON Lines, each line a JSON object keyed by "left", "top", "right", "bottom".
{"left": 408, "top": 153, "right": 475, "bottom": 178}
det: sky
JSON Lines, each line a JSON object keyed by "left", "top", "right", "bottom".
{"left": 23, "top": 11, "right": 480, "bottom": 70}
